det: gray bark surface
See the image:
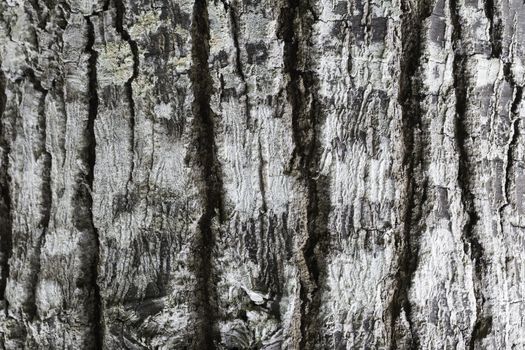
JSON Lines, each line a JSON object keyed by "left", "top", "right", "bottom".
{"left": 1, "top": 0, "right": 525, "bottom": 348}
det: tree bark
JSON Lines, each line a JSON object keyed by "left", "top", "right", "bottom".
{"left": 1, "top": 0, "right": 525, "bottom": 348}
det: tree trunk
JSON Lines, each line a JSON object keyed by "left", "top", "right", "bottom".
{"left": 1, "top": 0, "right": 524, "bottom": 348}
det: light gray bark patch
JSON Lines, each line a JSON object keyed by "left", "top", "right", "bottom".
{"left": 26, "top": 71, "right": 52, "bottom": 321}
{"left": 223, "top": 1, "right": 253, "bottom": 127}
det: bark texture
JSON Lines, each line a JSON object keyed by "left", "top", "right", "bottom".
{"left": 1, "top": 0, "right": 525, "bottom": 348}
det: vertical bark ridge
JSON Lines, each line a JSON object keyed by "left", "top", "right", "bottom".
{"left": 85, "top": 15, "right": 104, "bottom": 349}
{"left": 113, "top": 0, "right": 139, "bottom": 202}
{"left": 279, "top": 1, "right": 330, "bottom": 347}
{"left": 449, "top": 0, "right": 487, "bottom": 347}
{"left": 391, "top": 1, "right": 431, "bottom": 348}
{"left": 0, "top": 68, "right": 10, "bottom": 307}
{"left": 191, "top": 0, "right": 222, "bottom": 346}
{"left": 24, "top": 69, "right": 51, "bottom": 321}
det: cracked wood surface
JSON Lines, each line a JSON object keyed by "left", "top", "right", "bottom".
{"left": 1, "top": 0, "right": 525, "bottom": 349}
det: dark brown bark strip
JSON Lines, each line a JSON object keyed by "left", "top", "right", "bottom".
{"left": 191, "top": 0, "right": 222, "bottom": 347}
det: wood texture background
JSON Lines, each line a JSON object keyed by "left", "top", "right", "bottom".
{"left": 1, "top": 0, "right": 525, "bottom": 348}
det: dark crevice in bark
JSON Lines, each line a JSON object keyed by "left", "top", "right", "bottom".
{"left": 191, "top": 0, "right": 222, "bottom": 347}
{"left": 449, "top": 1, "right": 488, "bottom": 348}
{"left": 483, "top": 0, "right": 502, "bottom": 58}
{"left": 278, "top": 1, "right": 329, "bottom": 347}
{"left": 23, "top": 69, "right": 51, "bottom": 321}
{"left": 503, "top": 115, "right": 520, "bottom": 203}
{"left": 258, "top": 138, "right": 268, "bottom": 214}
{"left": 278, "top": 2, "right": 305, "bottom": 346}
{"left": 86, "top": 16, "right": 104, "bottom": 350}
{"left": 113, "top": 0, "right": 139, "bottom": 201}
{"left": 390, "top": 2, "right": 431, "bottom": 349}
{"left": 499, "top": 64, "right": 523, "bottom": 224}
{"left": 0, "top": 69, "right": 11, "bottom": 308}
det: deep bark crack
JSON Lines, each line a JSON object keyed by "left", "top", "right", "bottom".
{"left": 278, "top": 1, "right": 329, "bottom": 347}
{"left": 0, "top": 68, "right": 11, "bottom": 309}
{"left": 483, "top": 0, "right": 502, "bottom": 58}
{"left": 86, "top": 15, "right": 104, "bottom": 350}
{"left": 390, "top": 1, "right": 431, "bottom": 348}
{"left": 258, "top": 138, "right": 268, "bottom": 214}
{"left": 114, "top": 0, "right": 139, "bottom": 203}
{"left": 502, "top": 63, "right": 523, "bottom": 209}
{"left": 191, "top": 0, "right": 222, "bottom": 347}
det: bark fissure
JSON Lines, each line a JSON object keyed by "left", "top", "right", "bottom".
{"left": 390, "top": 2, "right": 432, "bottom": 348}
{"left": 258, "top": 138, "right": 268, "bottom": 214}
{"left": 499, "top": 63, "right": 523, "bottom": 227}
{"left": 279, "top": 1, "right": 329, "bottom": 347}
{"left": 484, "top": 0, "right": 502, "bottom": 58}
{"left": 114, "top": 0, "right": 139, "bottom": 201}
{"left": 0, "top": 68, "right": 11, "bottom": 306}
{"left": 449, "top": 1, "right": 487, "bottom": 347}
{"left": 85, "top": 15, "right": 104, "bottom": 350}
{"left": 280, "top": 1, "right": 307, "bottom": 346}
{"left": 191, "top": 0, "right": 222, "bottom": 347}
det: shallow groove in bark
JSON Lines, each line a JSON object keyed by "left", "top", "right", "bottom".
{"left": 0, "top": 68, "right": 11, "bottom": 305}
{"left": 114, "top": 0, "right": 139, "bottom": 198}
{"left": 191, "top": 0, "right": 222, "bottom": 347}
{"left": 86, "top": 16, "right": 104, "bottom": 350}
{"left": 504, "top": 115, "right": 521, "bottom": 201}
{"left": 223, "top": 2, "right": 252, "bottom": 126}
{"left": 390, "top": 2, "right": 431, "bottom": 348}
{"left": 257, "top": 138, "right": 268, "bottom": 214}
{"left": 278, "top": 1, "right": 329, "bottom": 347}
{"left": 279, "top": 1, "right": 306, "bottom": 345}
{"left": 449, "top": 0, "right": 488, "bottom": 347}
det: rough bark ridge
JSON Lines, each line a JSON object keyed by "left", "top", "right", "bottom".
{"left": 2, "top": 0, "right": 525, "bottom": 349}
